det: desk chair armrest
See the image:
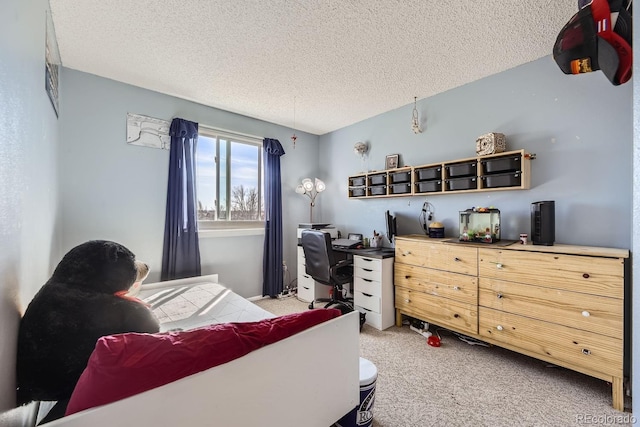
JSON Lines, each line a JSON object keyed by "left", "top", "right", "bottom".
{"left": 333, "top": 258, "right": 353, "bottom": 269}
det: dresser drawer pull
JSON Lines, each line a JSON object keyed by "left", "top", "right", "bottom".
{"left": 582, "top": 348, "right": 591, "bottom": 356}
{"left": 454, "top": 257, "right": 461, "bottom": 262}
{"left": 583, "top": 273, "right": 590, "bottom": 279}
{"left": 405, "top": 298, "right": 411, "bottom": 303}
{"left": 362, "top": 292, "right": 373, "bottom": 297}
{"left": 453, "top": 286, "right": 460, "bottom": 291}
{"left": 496, "top": 263, "right": 503, "bottom": 269}
{"left": 362, "top": 278, "right": 373, "bottom": 283}
{"left": 402, "top": 251, "right": 411, "bottom": 256}
{"left": 363, "top": 268, "right": 373, "bottom": 272}
{"left": 496, "top": 325, "right": 504, "bottom": 331}
{"left": 362, "top": 258, "right": 374, "bottom": 262}
{"left": 496, "top": 293, "right": 503, "bottom": 299}
{"left": 582, "top": 311, "right": 590, "bottom": 317}
{"left": 404, "top": 275, "right": 411, "bottom": 279}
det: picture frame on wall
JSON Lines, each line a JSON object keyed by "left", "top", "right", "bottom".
{"left": 385, "top": 154, "right": 399, "bottom": 169}
{"left": 45, "top": 10, "right": 61, "bottom": 117}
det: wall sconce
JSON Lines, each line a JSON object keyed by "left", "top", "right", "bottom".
{"left": 411, "top": 96, "right": 422, "bottom": 134}
{"left": 295, "top": 178, "right": 326, "bottom": 223}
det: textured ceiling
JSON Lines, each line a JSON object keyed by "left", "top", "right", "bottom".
{"left": 49, "top": 0, "right": 576, "bottom": 135}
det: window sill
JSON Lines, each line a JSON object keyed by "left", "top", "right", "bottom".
{"left": 199, "top": 228, "right": 265, "bottom": 238}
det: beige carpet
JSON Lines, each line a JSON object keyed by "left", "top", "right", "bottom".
{"left": 255, "top": 296, "right": 633, "bottom": 427}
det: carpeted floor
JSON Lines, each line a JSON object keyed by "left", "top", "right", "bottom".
{"left": 254, "top": 296, "right": 634, "bottom": 427}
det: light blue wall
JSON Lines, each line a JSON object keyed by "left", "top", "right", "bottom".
{"left": 59, "top": 69, "right": 318, "bottom": 297}
{"left": 319, "top": 57, "right": 632, "bottom": 251}
{"left": 0, "top": 0, "right": 60, "bottom": 412}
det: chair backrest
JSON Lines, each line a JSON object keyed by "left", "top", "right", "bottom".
{"left": 300, "top": 229, "right": 336, "bottom": 285}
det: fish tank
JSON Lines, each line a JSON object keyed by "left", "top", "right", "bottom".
{"left": 459, "top": 208, "right": 501, "bottom": 243}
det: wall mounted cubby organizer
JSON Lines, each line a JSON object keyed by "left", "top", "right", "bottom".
{"left": 348, "top": 149, "right": 534, "bottom": 198}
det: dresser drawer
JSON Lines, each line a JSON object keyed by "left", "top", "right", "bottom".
{"left": 395, "top": 287, "right": 477, "bottom": 335}
{"left": 297, "top": 277, "right": 314, "bottom": 302}
{"left": 394, "top": 263, "right": 477, "bottom": 305}
{"left": 354, "top": 276, "right": 381, "bottom": 297}
{"left": 396, "top": 240, "right": 477, "bottom": 275}
{"left": 479, "top": 307, "right": 623, "bottom": 378}
{"left": 356, "top": 306, "right": 382, "bottom": 330}
{"left": 355, "top": 265, "right": 382, "bottom": 282}
{"left": 354, "top": 291, "right": 381, "bottom": 313}
{"left": 354, "top": 256, "right": 382, "bottom": 272}
{"left": 478, "top": 249, "right": 625, "bottom": 298}
{"left": 479, "top": 278, "right": 623, "bottom": 339}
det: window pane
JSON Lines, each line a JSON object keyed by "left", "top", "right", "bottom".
{"left": 230, "top": 141, "right": 260, "bottom": 220}
{"left": 196, "top": 136, "right": 216, "bottom": 221}
{"left": 218, "top": 140, "right": 228, "bottom": 220}
{"left": 195, "top": 129, "right": 264, "bottom": 229}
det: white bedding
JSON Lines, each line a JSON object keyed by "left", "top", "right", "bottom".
{"left": 138, "top": 277, "right": 275, "bottom": 331}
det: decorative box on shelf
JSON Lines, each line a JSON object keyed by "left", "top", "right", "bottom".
{"left": 476, "top": 132, "right": 506, "bottom": 156}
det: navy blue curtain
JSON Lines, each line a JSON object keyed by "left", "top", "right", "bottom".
{"left": 262, "top": 138, "right": 286, "bottom": 297}
{"left": 161, "top": 118, "right": 202, "bottom": 281}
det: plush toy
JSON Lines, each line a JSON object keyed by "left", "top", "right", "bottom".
{"left": 16, "top": 240, "right": 160, "bottom": 412}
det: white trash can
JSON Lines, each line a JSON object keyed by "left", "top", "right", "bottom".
{"left": 336, "top": 357, "right": 377, "bottom": 427}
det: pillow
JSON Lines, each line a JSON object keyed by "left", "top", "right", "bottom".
{"left": 65, "top": 308, "right": 341, "bottom": 415}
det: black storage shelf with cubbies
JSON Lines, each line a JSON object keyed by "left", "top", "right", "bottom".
{"left": 348, "top": 149, "right": 533, "bottom": 199}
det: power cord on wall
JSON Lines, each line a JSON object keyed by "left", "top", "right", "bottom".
{"left": 419, "top": 200, "right": 435, "bottom": 234}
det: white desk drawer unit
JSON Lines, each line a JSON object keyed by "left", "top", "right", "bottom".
{"left": 296, "top": 247, "right": 330, "bottom": 303}
{"left": 353, "top": 255, "right": 395, "bottom": 330}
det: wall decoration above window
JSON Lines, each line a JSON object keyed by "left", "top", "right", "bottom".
{"left": 126, "top": 113, "right": 171, "bottom": 149}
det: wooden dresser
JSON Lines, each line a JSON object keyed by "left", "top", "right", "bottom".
{"left": 394, "top": 234, "right": 629, "bottom": 411}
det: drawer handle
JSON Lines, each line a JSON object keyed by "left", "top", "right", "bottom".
{"left": 582, "top": 311, "right": 590, "bottom": 317}
{"left": 361, "top": 307, "right": 372, "bottom": 312}
{"left": 405, "top": 298, "right": 411, "bottom": 303}
{"left": 496, "top": 263, "right": 503, "bottom": 269}
{"left": 404, "top": 275, "right": 411, "bottom": 279}
{"left": 583, "top": 273, "right": 590, "bottom": 279}
{"left": 363, "top": 268, "right": 373, "bottom": 272}
{"left": 363, "top": 278, "right": 373, "bottom": 282}
{"left": 362, "top": 258, "right": 373, "bottom": 262}
{"left": 402, "top": 251, "right": 412, "bottom": 256}
{"left": 496, "top": 293, "right": 503, "bottom": 299}
{"left": 454, "top": 257, "right": 461, "bottom": 262}
{"left": 496, "top": 325, "right": 503, "bottom": 331}
{"left": 453, "top": 286, "right": 460, "bottom": 291}
{"left": 582, "top": 348, "right": 591, "bottom": 356}
{"left": 363, "top": 292, "right": 373, "bottom": 297}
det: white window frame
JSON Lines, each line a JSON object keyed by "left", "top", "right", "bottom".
{"left": 196, "top": 126, "right": 264, "bottom": 236}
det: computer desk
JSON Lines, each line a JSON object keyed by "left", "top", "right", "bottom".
{"left": 331, "top": 246, "right": 395, "bottom": 259}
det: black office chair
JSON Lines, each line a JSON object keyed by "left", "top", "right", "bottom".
{"left": 300, "top": 229, "right": 354, "bottom": 311}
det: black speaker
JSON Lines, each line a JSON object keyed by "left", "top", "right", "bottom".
{"left": 531, "top": 201, "right": 555, "bottom": 246}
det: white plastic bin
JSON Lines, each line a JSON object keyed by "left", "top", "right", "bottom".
{"left": 336, "top": 357, "right": 377, "bottom": 427}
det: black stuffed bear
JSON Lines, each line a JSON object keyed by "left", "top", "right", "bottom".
{"left": 16, "top": 240, "right": 160, "bottom": 413}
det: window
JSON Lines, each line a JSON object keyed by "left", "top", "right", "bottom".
{"left": 196, "top": 127, "right": 264, "bottom": 230}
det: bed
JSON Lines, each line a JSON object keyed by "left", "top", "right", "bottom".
{"left": 42, "top": 275, "right": 361, "bottom": 426}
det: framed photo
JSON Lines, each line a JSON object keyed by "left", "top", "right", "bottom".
{"left": 45, "top": 11, "right": 61, "bottom": 117}
{"left": 385, "top": 154, "right": 399, "bottom": 170}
